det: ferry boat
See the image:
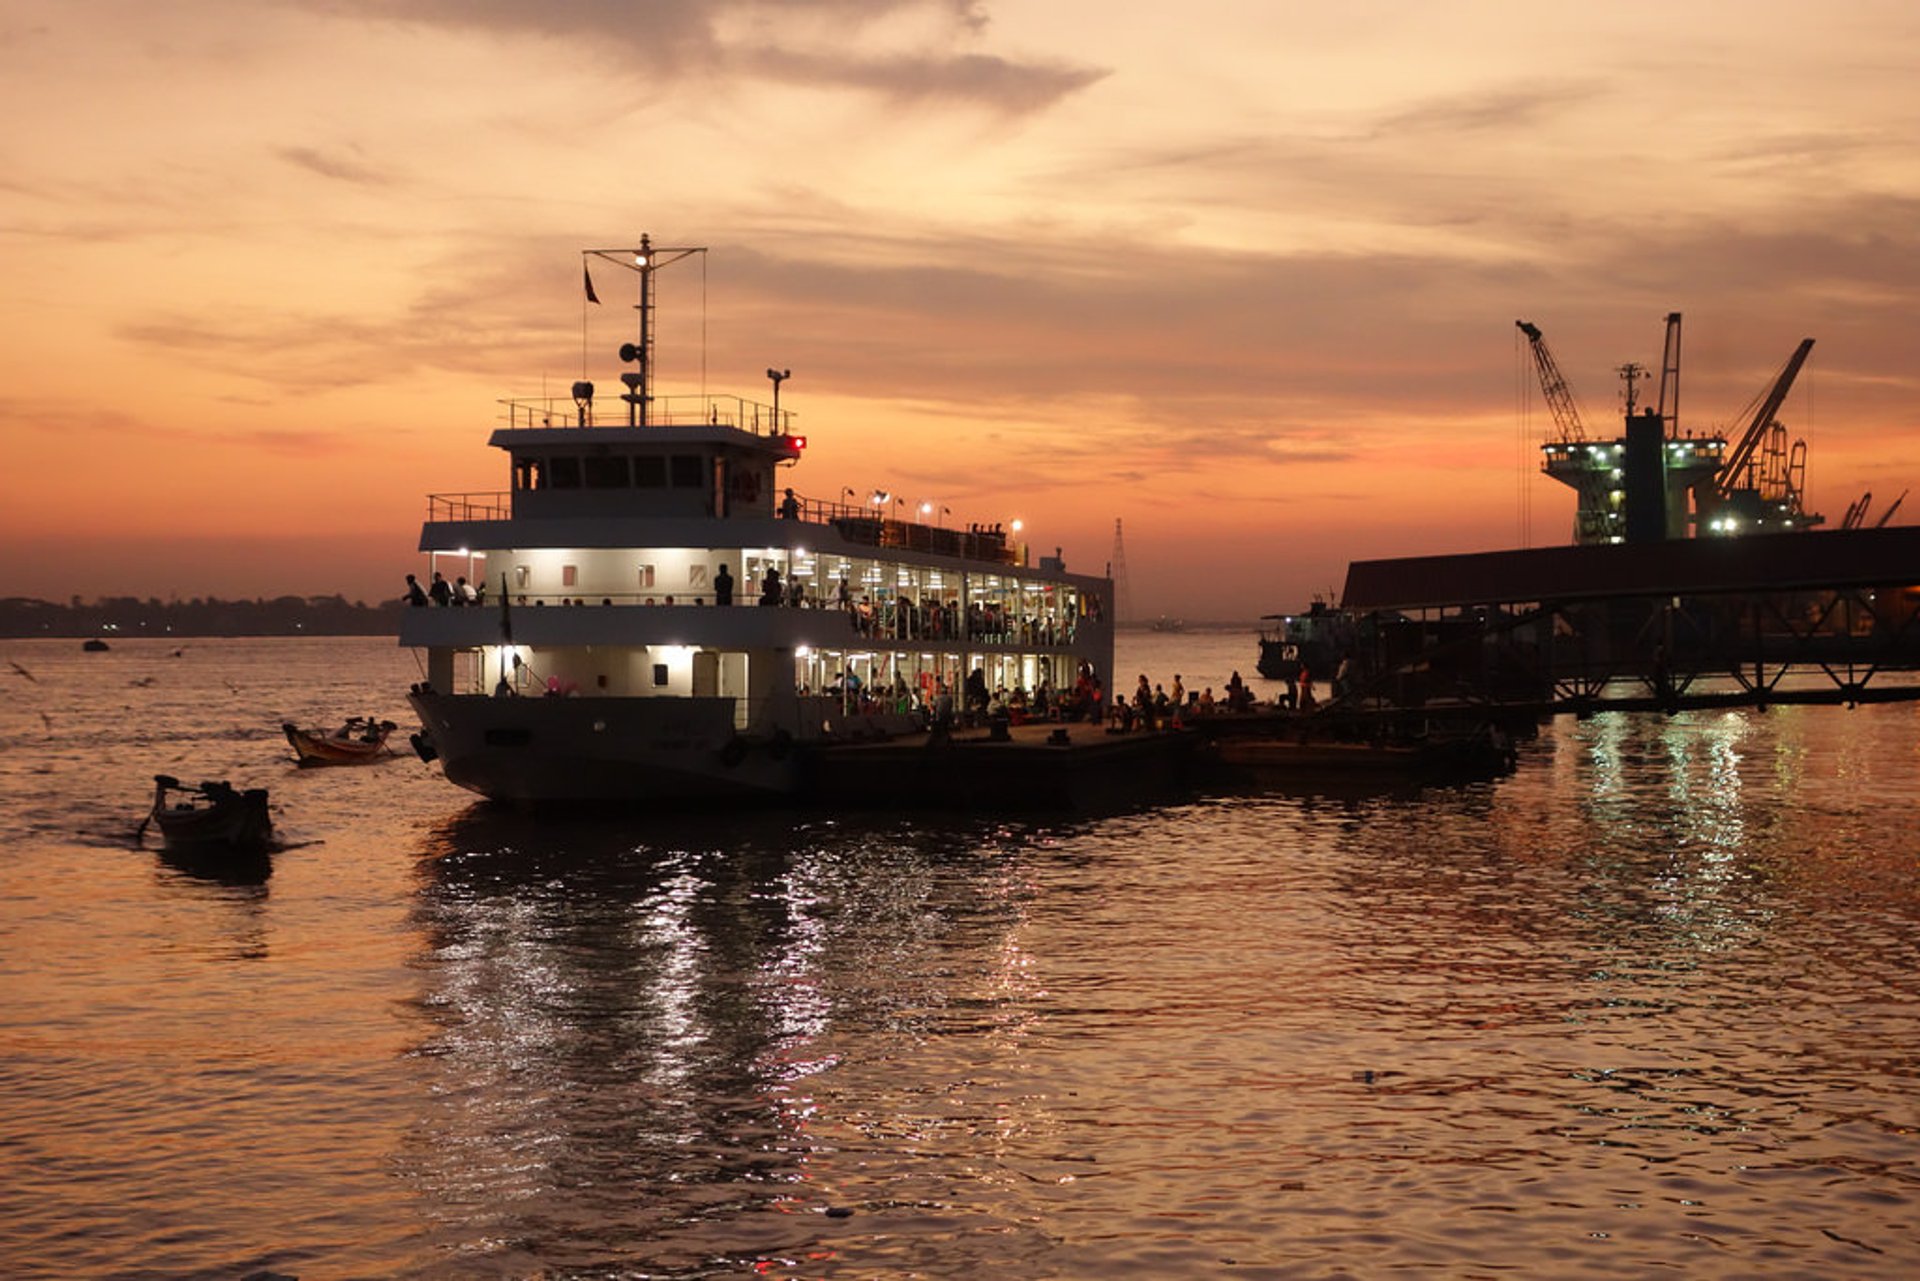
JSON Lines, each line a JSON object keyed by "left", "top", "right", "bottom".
{"left": 402, "top": 237, "right": 1114, "bottom": 803}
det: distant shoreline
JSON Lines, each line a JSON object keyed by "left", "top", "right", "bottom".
{"left": 0, "top": 596, "right": 403, "bottom": 640}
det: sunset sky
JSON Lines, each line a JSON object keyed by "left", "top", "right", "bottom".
{"left": 5, "top": 1, "right": 1919, "bottom": 619}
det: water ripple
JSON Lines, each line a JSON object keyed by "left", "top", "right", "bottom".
{"left": 1, "top": 637, "right": 1917, "bottom": 1276}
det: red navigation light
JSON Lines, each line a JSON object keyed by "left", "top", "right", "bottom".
{"left": 783, "top": 434, "right": 807, "bottom": 452}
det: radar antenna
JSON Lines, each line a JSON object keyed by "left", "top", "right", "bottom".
{"left": 584, "top": 234, "right": 706, "bottom": 426}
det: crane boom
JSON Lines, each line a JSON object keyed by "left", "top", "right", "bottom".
{"left": 1655, "top": 311, "right": 1682, "bottom": 435}
{"left": 1516, "top": 319, "right": 1588, "bottom": 443}
{"left": 1720, "top": 338, "right": 1814, "bottom": 492}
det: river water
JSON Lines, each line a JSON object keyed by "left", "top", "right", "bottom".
{"left": 1, "top": 632, "right": 1917, "bottom": 1279}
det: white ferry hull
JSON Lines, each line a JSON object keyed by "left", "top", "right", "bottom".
{"left": 409, "top": 691, "right": 798, "bottom": 803}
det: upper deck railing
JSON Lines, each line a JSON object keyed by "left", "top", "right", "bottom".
{"left": 428, "top": 492, "right": 513, "bottom": 522}
{"left": 424, "top": 489, "right": 1024, "bottom": 567}
{"left": 789, "top": 496, "right": 1022, "bottom": 566}
{"left": 499, "top": 392, "right": 794, "bottom": 435}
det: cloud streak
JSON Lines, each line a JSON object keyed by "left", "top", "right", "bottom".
{"left": 276, "top": 144, "right": 393, "bottom": 186}
{"left": 308, "top": 0, "right": 1102, "bottom": 112}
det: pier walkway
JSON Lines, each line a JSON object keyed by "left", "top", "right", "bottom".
{"left": 1332, "top": 525, "right": 1920, "bottom": 718}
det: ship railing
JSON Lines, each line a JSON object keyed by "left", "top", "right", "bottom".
{"left": 498, "top": 393, "right": 793, "bottom": 435}
{"left": 414, "top": 595, "right": 1078, "bottom": 638}
{"left": 426, "top": 492, "right": 513, "bottom": 522}
{"left": 780, "top": 496, "right": 1020, "bottom": 565}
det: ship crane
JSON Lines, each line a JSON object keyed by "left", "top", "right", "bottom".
{"left": 1706, "top": 337, "right": 1820, "bottom": 532}
{"left": 1844, "top": 489, "right": 1908, "bottom": 529}
{"left": 1516, "top": 320, "right": 1589, "bottom": 443}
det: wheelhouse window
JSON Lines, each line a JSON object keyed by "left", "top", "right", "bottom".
{"left": 584, "top": 455, "right": 629, "bottom": 488}
{"left": 513, "top": 458, "right": 546, "bottom": 490}
{"left": 632, "top": 456, "right": 666, "bottom": 487}
{"left": 549, "top": 457, "right": 582, "bottom": 489}
{"left": 670, "top": 454, "right": 704, "bottom": 488}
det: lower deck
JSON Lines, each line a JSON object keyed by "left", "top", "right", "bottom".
{"left": 424, "top": 640, "right": 1100, "bottom": 737}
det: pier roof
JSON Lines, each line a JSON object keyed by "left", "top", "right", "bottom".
{"left": 1341, "top": 526, "right": 1920, "bottom": 612}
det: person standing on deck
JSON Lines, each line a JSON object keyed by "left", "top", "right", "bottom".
{"left": 714, "top": 564, "right": 734, "bottom": 607}
{"left": 428, "top": 572, "right": 452, "bottom": 607}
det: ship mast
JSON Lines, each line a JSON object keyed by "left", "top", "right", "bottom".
{"left": 585, "top": 235, "right": 705, "bottom": 427}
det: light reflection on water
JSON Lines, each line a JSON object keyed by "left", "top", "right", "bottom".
{"left": 1, "top": 636, "right": 1917, "bottom": 1277}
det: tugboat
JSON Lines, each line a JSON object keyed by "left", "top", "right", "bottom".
{"left": 401, "top": 237, "right": 1115, "bottom": 804}
{"left": 1255, "top": 600, "right": 1351, "bottom": 683}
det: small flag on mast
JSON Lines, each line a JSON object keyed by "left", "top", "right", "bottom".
{"left": 583, "top": 262, "right": 600, "bottom": 304}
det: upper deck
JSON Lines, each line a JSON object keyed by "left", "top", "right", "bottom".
{"left": 416, "top": 235, "right": 1068, "bottom": 578}
{"left": 455, "top": 389, "right": 807, "bottom": 522}
{"left": 423, "top": 488, "right": 1027, "bottom": 569}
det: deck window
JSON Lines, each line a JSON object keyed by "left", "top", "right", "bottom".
{"left": 637, "top": 564, "right": 656, "bottom": 588}
{"left": 562, "top": 564, "right": 578, "bottom": 587}
{"left": 670, "top": 454, "right": 704, "bottom": 488}
{"left": 652, "top": 663, "right": 669, "bottom": 687}
{"left": 584, "top": 455, "right": 629, "bottom": 488}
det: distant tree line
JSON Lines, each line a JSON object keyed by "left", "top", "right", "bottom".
{"left": 0, "top": 595, "right": 405, "bottom": 638}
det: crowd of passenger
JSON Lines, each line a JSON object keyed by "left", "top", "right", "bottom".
{"left": 803, "top": 663, "right": 1102, "bottom": 728}
{"left": 408, "top": 565, "right": 1084, "bottom": 641}
{"left": 804, "top": 659, "right": 1342, "bottom": 735}
{"left": 405, "top": 572, "right": 482, "bottom": 606}
{"left": 845, "top": 592, "right": 1076, "bottom": 645}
